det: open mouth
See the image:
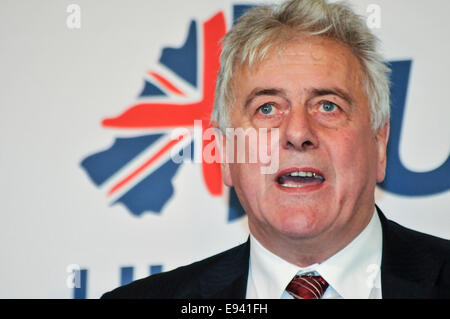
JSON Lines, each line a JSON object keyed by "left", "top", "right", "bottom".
{"left": 276, "top": 168, "right": 325, "bottom": 188}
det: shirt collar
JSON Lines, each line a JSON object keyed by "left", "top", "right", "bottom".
{"left": 317, "top": 208, "right": 382, "bottom": 298}
{"left": 248, "top": 208, "right": 382, "bottom": 299}
{"left": 248, "top": 234, "right": 301, "bottom": 298}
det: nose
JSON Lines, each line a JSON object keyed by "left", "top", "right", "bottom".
{"left": 281, "top": 107, "right": 319, "bottom": 151}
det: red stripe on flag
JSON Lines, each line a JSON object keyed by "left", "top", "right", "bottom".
{"left": 107, "top": 133, "right": 188, "bottom": 196}
{"left": 149, "top": 71, "right": 185, "bottom": 96}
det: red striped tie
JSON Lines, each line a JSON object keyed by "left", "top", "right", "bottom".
{"left": 286, "top": 275, "right": 329, "bottom": 299}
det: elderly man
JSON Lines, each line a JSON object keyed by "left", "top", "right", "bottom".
{"left": 102, "top": 0, "right": 450, "bottom": 299}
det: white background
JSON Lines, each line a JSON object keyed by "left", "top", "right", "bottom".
{"left": 0, "top": 0, "right": 448, "bottom": 298}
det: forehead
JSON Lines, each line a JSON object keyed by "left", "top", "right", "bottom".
{"left": 232, "top": 36, "right": 365, "bottom": 98}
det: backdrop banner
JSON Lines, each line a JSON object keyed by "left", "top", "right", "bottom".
{"left": 0, "top": 0, "right": 448, "bottom": 298}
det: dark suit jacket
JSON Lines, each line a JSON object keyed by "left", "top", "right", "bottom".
{"left": 102, "top": 207, "right": 450, "bottom": 299}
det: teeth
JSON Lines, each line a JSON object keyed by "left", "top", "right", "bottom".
{"left": 279, "top": 170, "right": 324, "bottom": 187}
{"left": 280, "top": 183, "right": 305, "bottom": 188}
{"left": 288, "top": 171, "right": 318, "bottom": 178}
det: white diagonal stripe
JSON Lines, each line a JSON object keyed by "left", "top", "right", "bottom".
{"left": 311, "top": 277, "right": 324, "bottom": 295}
{"left": 298, "top": 277, "right": 321, "bottom": 298}
{"left": 287, "top": 291, "right": 304, "bottom": 299}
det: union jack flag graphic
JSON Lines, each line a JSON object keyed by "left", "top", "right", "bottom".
{"left": 81, "top": 7, "right": 253, "bottom": 220}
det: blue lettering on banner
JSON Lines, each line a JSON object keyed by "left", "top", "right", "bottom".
{"left": 73, "top": 265, "right": 163, "bottom": 299}
{"left": 150, "top": 265, "right": 163, "bottom": 275}
{"left": 73, "top": 269, "right": 88, "bottom": 299}
{"left": 120, "top": 266, "right": 134, "bottom": 286}
{"left": 379, "top": 60, "right": 450, "bottom": 196}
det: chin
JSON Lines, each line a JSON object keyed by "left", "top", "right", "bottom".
{"left": 274, "top": 207, "right": 328, "bottom": 239}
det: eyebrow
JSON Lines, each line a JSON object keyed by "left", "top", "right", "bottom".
{"left": 244, "top": 87, "right": 287, "bottom": 108}
{"left": 308, "top": 87, "right": 354, "bottom": 106}
{"left": 243, "top": 86, "right": 354, "bottom": 108}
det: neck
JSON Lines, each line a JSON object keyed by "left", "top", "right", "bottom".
{"left": 249, "top": 205, "right": 374, "bottom": 267}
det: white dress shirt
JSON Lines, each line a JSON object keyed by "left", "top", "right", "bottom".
{"left": 246, "top": 208, "right": 382, "bottom": 299}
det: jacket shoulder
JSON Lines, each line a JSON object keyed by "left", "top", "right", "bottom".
{"left": 385, "top": 217, "right": 450, "bottom": 256}
{"left": 101, "top": 242, "right": 249, "bottom": 299}
{"left": 381, "top": 214, "right": 450, "bottom": 291}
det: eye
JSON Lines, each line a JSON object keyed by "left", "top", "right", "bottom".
{"left": 319, "top": 101, "right": 339, "bottom": 112}
{"left": 258, "top": 103, "right": 276, "bottom": 115}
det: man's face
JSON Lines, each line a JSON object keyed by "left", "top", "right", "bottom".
{"left": 222, "top": 36, "right": 389, "bottom": 254}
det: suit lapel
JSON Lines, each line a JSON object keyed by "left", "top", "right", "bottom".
{"left": 208, "top": 272, "right": 248, "bottom": 299}
{"left": 197, "top": 238, "right": 250, "bottom": 298}
{"left": 378, "top": 206, "right": 441, "bottom": 298}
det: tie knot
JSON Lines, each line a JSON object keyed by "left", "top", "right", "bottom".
{"left": 286, "top": 274, "right": 329, "bottom": 299}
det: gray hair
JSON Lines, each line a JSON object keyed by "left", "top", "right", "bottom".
{"left": 211, "top": 0, "right": 390, "bottom": 132}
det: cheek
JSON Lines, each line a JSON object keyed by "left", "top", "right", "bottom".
{"left": 330, "top": 130, "right": 377, "bottom": 186}
{"left": 229, "top": 162, "right": 271, "bottom": 203}
{"left": 229, "top": 163, "right": 259, "bottom": 193}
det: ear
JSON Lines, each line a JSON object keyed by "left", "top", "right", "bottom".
{"left": 211, "top": 121, "right": 233, "bottom": 187}
{"left": 375, "top": 121, "right": 390, "bottom": 183}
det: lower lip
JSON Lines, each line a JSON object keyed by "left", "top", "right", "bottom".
{"left": 274, "top": 180, "right": 325, "bottom": 193}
